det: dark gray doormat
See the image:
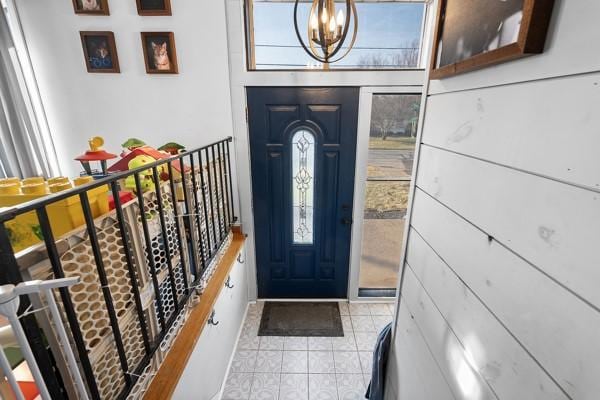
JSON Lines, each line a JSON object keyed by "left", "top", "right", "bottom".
{"left": 258, "top": 302, "right": 344, "bottom": 337}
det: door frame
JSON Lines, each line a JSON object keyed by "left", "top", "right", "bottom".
{"left": 226, "top": 0, "right": 438, "bottom": 301}
{"left": 347, "top": 86, "right": 425, "bottom": 301}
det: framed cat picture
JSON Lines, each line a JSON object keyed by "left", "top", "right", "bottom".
{"left": 141, "top": 32, "right": 178, "bottom": 74}
{"left": 72, "top": 0, "right": 109, "bottom": 15}
{"left": 136, "top": 0, "right": 172, "bottom": 16}
{"left": 80, "top": 31, "right": 120, "bottom": 73}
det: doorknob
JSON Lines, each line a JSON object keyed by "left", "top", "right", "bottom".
{"left": 341, "top": 218, "right": 353, "bottom": 225}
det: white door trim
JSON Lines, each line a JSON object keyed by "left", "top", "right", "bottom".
{"left": 347, "top": 86, "right": 425, "bottom": 301}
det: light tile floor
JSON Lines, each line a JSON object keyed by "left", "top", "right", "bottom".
{"left": 222, "top": 301, "right": 394, "bottom": 400}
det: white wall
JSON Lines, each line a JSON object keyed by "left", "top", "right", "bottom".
{"left": 15, "top": 0, "right": 235, "bottom": 178}
{"left": 387, "top": 1, "right": 600, "bottom": 399}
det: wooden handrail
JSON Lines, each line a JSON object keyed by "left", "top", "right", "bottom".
{"left": 144, "top": 230, "right": 245, "bottom": 399}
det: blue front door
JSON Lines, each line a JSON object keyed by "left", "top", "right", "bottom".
{"left": 248, "top": 87, "right": 359, "bottom": 298}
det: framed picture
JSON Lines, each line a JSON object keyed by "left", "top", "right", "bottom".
{"left": 80, "top": 31, "right": 120, "bottom": 73}
{"left": 430, "top": 0, "right": 554, "bottom": 79}
{"left": 141, "top": 32, "right": 178, "bottom": 74}
{"left": 72, "top": 0, "right": 109, "bottom": 15}
{"left": 136, "top": 0, "right": 172, "bottom": 16}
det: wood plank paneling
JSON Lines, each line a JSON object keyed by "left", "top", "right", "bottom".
{"left": 388, "top": 302, "right": 456, "bottom": 400}
{"left": 401, "top": 268, "right": 498, "bottom": 400}
{"left": 410, "top": 190, "right": 600, "bottom": 399}
{"left": 388, "top": 4, "right": 600, "bottom": 399}
{"left": 415, "top": 145, "right": 600, "bottom": 310}
{"left": 422, "top": 72, "right": 600, "bottom": 191}
{"left": 406, "top": 226, "right": 569, "bottom": 400}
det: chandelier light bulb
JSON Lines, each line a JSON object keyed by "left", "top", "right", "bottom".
{"left": 321, "top": 7, "right": 328, "bottom": 24}
{"left": 310, "top": 13, "right": 318, "bottom": 29}
{"left": 329, "top": 15, "right": 336, "bottom": 32}
{"left": 337, "top": 9, "right": 344, "bottom": 26}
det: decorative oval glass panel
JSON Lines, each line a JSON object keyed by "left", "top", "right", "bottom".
{"left": 292, "top": 130, "right": 315, "bottom": 244}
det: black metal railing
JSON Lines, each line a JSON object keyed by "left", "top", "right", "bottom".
{"left": 0, "top": 137, "right": 236, "bottom": 399}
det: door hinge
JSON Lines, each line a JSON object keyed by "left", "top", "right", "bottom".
{"left": 245, "top": 106, "right": 248, "bottom": 123}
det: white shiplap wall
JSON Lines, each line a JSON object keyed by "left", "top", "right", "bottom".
{"left": 386, "top": 1, "right": 600, "bottom": 399}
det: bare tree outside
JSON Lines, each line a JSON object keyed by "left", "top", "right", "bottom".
{"left": 370, "top": 93, "right": 421, "bottom": 141}
{"left": 357, "top": 39, "right": 420, "bottom": 69}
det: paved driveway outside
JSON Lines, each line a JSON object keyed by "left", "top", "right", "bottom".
{"left": 358, "top": 218, "right": 405, "bottom": 289}
{"left": 368, "top": 149, "right": 414, "bottom": 179}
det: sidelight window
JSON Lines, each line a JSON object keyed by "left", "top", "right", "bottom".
{"left": 358, "top": 94, "right": 421, "bottom": 291}
{"left": 292, "top": 130, "right": 315, "bottom": 244}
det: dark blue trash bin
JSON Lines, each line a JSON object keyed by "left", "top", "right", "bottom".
{"left": 365, "top": 322, "right": 393, "bottom": 400}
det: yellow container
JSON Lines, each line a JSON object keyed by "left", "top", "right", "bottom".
{"left": 47, "top": 177, "right": 70, "bottom": 185}
{"left": 1, "top": 177, "right": 110, "bottom": 253}
{"left": 0, "top": 178, "right": 21, "bottom": 186}
{"left": 22, "top": 177, "right": 45, "bottom": 185}
{"left": 0, "top": 183, "right": 21, "bottom": 195}
{"left": 49, "top": 182, "right": 73, "bottom": 193}
{"left": 21, "top": 183, "right": 47, "bottom": 195}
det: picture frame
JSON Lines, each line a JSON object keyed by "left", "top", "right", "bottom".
{"left": 80, "top": 31, "right": 120, "bottom": 73}
{"left": 136, "top": 0, "right": 172, "bottom": 16}
{"left": 141, "top": 32, "right": 179, "bottom": 74}
{"left": 72, "top": 0, "right": 110, "bottom": 15}
{"left": 430, "top": 0, "right": 554, "bottom": 79}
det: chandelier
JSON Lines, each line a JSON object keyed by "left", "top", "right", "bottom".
{"left": 293, "top": 0, "right": 358, "bottom": 66}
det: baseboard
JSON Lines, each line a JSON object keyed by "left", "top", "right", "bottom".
{"left": 257, "top": 298, "right": 347, "bottom": 302}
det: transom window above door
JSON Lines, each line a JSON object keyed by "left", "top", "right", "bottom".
{"left": 245, "top": 0, "right": 428, "bottom": 70}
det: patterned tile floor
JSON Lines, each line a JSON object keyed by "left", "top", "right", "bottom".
{"left": 222, "top": 301, "right": 395, "bottom": 400}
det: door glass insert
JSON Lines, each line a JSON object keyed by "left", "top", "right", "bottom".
{"left": 292, "top": 130, "right": 315, "bottom": 244}
{"left": 358, "top": 94, "right": 421, "bottom": 290}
